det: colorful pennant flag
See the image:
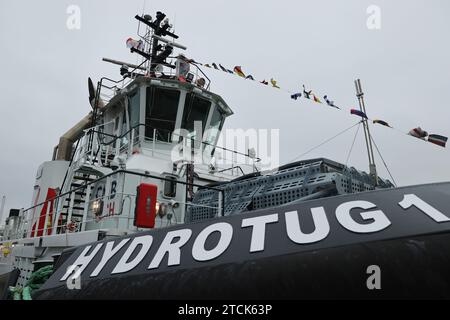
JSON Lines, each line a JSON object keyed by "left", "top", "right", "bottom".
{"left": 373, "top": 119, "right": 391, "bottom": 128}
{"left": 303, "top": 85, "right": 312, "bottom": 99}
{"left": 270, "top": 78, "right": 280, "bottom": 88}
{"left": 189, "top": 58, "right": 449, "bottom": 149}
{"left": 323, "top": 95, "right": 340, "bottom": 109}
{"left": 427, "top": 134, "right": 448, "bottom": 147}
{"left": 291, "top": 93, "right": 302, "bottom": 100}
{"left": 219, "top": 64, "right": 233, "bottom": 73}
{"left": 313, "top": 95, "right": 322, "bottom": 103}
{"left": 408, "top": 127, "right": 428, "bottom": 139}
{"left": 350, "top": 109, "right": 368, "bottom": 119}
{"left": 234, "top": 66, "right": 246, "bottom": 78}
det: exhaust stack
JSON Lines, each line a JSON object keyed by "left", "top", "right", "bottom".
{"left": 55, "top": 112, "right": 92, "bottom": 161}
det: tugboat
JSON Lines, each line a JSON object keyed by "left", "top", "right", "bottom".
{"left": 1, "top": 11, "right": 450, "bottom": 300}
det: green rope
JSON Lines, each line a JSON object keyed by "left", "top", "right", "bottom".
{"left": 9, "top": 265, "right": 53, "bottom": 300}
{"left": 22, "top": 286, "right": 32, "bottom": 300}
{"left": 9, "top": 286, "right": 22, "bottom": 300}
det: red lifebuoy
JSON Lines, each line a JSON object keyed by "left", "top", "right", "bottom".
{"left": 66, "top": 221, "right": 77, "bottom": 233}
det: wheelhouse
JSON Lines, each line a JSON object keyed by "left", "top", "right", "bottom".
{"left": 99, "top": 77, "right": 233, "bottom": 159}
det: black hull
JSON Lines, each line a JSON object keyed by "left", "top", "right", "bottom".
{"left": 34, "top": 182, "right": 450, "bottom": 299}
{"left": 35, "top": 232, "right": 450, "bottom": 299}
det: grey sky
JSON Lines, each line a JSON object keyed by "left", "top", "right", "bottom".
{"left": 1, "top": 0, "right": 449, "bottom": 221}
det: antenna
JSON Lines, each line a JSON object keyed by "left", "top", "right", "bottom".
{"left": 101, "top": 10, "right": 190, "bottom": 84}
{"left": 354, "top": 79, "right": 378, "bottom": 186}
{"left": 141, "top": 0, "right": 146, "bottom": 16}
{"left": 133, "top": 11, "right": 184, "bottom": 75}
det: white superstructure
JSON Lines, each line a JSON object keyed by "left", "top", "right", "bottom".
{"left": 0, "top": 11, "right": 259, "bottom": 289}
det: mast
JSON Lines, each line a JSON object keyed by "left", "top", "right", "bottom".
{"left": 354, "top": 79, "right": 378, "bottom": 186}
{"left": 134, "top": 12, "right": 179, "bottom": 74}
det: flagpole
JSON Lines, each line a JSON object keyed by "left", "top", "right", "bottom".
{"left": 354, "top": 79, "right": 378, "bottom": 186}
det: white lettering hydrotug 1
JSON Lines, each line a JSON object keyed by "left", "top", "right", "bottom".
{"left": 60, "top": 192, "right": 449, "bottom": 281}
{"left": 1, "top": 10, "right": 450, "bottom": 299}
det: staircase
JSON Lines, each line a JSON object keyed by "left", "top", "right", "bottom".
{"left": 53, "top": 131, "right": 117, "bottom": 234}
{"left": 57, "top": 173, "right": 95, "bottom": 233}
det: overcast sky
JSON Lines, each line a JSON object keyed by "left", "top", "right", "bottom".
{"left": 0, "top": 0, "right": 449, "bottom": 222}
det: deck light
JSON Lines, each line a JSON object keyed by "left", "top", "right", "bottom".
{"left": 157, "top": 202, "right": 168, "bottom": 218}
{"left": 91, "top": 200, "right": 103, "bottom": 216}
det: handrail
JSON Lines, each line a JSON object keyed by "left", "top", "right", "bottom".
{"left": 85, "top": 123, "right": 261, "bottom": 162}
{"left": 189, "top": 61, "right": 211, "bottom": 90}
{"left": 4, "top": 216, "right": 135, "bottom": 241}
{"left": 11, "top": 169, "right": 226, "bottom": 240}
{"left": 20, "top": 169, "right": 225, "bottom": 216}
{"left": 59, "top": 138, "right": 81, "bottom": 197}
{"left": 218, "top": 165, "right": 245, "bottom": 175}
{"left": 83, "top": 119, "right": 117, "bottom": 133}
{"left": 96, "top": 57, "right": 211, "bottom": 105}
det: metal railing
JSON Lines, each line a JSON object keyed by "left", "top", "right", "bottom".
{"left": 3, "top": 170, "right": 226, "bottom": 242}
{"left": 96, "top": 59, "right": 211, "bottom": 106}
{"left": 80, "top": 123, "right": 260, "bottom": 174}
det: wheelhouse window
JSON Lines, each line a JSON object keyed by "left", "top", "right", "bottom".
{"left": 145, "top": 87, "right": 180, "bottom": 142}
{"left": 204, "top": 106, "right": 225, "bottom": 156}
{"left": 128, "top": 90, "right": 140, "bottom": 131}
{"left": 207, "top": 107, "right": 225, "bottom": 143}
{"left": 181, "top": 93, "right": 211, "bottom": 143}
{"left": 120, "top": 107, "right": 128, "bottom": 147}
